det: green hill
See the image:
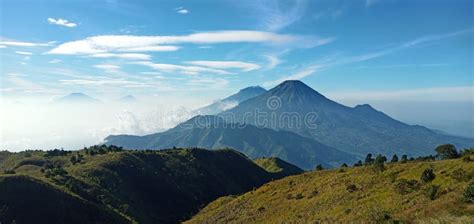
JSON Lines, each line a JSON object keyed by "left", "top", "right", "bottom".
{"left": 0, "top": 146, "right": 292, "bottom": 224}
{"left": 186, "top": 157, "right": 474, "bottom": 223}
{"left": 253, "top": 157, "right": 303, "bottom": 178}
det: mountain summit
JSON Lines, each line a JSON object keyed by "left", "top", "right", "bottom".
{"left": 222, "top": 80, "right": 474, "bottom": 157}
{"left": 194, "top": 86, "right": 266, "bottom": 115}
{"left": 55, "top": 93, "right": 101, "bottom": 104}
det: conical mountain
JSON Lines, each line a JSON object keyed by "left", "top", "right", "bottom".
{"left": 55, "top": 92, "right": 101, "bottom": 104}
{"left": 222, "top": 80, "right": 474, "bottom": 157}
{"left": 194, "top": 86, "right": 266, "bottom": 115}
{"left": 118, "top": 95, "right": 138, "bottom": 102}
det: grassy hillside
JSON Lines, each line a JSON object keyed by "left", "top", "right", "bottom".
{"left": 186, "top": 157, "right": 474, "bottom": 223}
{"left": 253, "top": 157, "right": 303, "bottom": 178}
{"left": 0, "top": 146, "right": 291, "bottom": 224}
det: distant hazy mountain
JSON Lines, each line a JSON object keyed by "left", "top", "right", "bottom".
{"left": 194, "top": 86, "right": 266, "bottom": 115}
{"left": 105, "top": 115, "right": 356, "bottom": 169}
{"left": 55, "top": 93, "right": 101, "bottom": 104}
{"left": 118, "top": 95, "right": 138, "bottom": 102}
{"left": 222, "top": 80, "right": 474, "bottom": 157}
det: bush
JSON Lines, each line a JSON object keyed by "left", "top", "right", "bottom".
{"left": 346, "top": 184, "right": 357, "bottom": 193}
{"left": 391, "top": 154, "right": 399, "bottom": 163}
{"left": 340, "top": 163, "right": 348, "bottom": 168}
{"left": 373, "top": 154, "right": 386, "bottom": 172}
{"left": 315, "top": 164, "right": 324, "bottom": 171}
{"left": 464, "top": 182, "right": 474, "bottom": 203}
{"left": 425, "top": 185, "right": 439, "bottom": 200}
{"left": 353, "top": 160, "right": 363, "bottom": 167}
{"left": 451, "top": 168, "right": 472, "bottom": 182}
{"left": 394, "top": 179, "right": 419, "bottom": 195}
{"left": 420, "top": 168, "right": 436, "bottom": 183}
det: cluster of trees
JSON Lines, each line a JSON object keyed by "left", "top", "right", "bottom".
{"left": 41, "top": 164, "right": 68, "bottom": 178}
{"left": 84, "top": 145, "right": 123, "bottom": 156}
{"left": 314, "top": 144, "right": 472, "bottom": 172}
{"left": 44, "top": 148, "right": 72, "bottom": 157}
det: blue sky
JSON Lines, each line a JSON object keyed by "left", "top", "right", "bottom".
{"left": 0, "top": 0, "right": 472, "bottom": 100}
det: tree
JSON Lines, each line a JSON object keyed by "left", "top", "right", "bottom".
{"left": 435, "top": 144, "right": 459, "bottom": 160}
{"left": 315, "top": 164, "right": 324, "bottom": 171}
{"left": 365, "top": 153, "right": 374, "bottom": 165}
{"left": 401, "top": 155, "right": 408, "bottom": 163}
{"left": 420, "top": 168, "right": 436, "bottom": 183}
{"left": 391, "top": 154, "right": 399, "bottom": 163}
{"left": 373, "top": 154, "right": 385, "bottom": 172}
{"left": 341, "top": 163, "right": 348, "bottom": 168}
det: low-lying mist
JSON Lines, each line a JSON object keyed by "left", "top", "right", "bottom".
{"left": 0, "top": 96, "right": 205, "bottom": 151}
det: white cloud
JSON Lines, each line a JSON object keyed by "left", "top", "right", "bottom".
{"left": 117, "top": 45, "right": 180, "bottom": 52}
{"left": 185, "top": 61, "right": 261, "bottom": 72}
{"left": 90, "top": 53, "right": 151, "bottom": 60}
{"left": 0, "top": 45, "right": 6, "bottom": 48}
{"left": 59, "top": 78, "right": 149, "bottom": 87}
{"left": 133, "top": 61, "right": 232, "bottom": 75}
{"left": 15, "top": 51, "right": 33, "bottom": 55}
{"left": 47, "top": 30, "right": 327, "bottom": 55}
{"left": 47, "top": 18, "right": 77, "bottom": 27}
{"left": 0, "top": 41, "right": 49, "bottom": 47}
{"left": 94, "top": 64, "right": 121, "bottom": 73}
{"left": 176, "top": 7, "right": 189, "bottom": 14}
{"left": 264, "top": 55, "right": 281, "bottom": 70}
{"left": 263, "top": 29, "right": 473, "bottom": 86}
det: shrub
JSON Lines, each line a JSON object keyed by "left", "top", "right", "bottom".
{"left": 346, "top": 184, "right": 357, "bottom": 193}
{"left": 315, "top": 164, "right": 324, "bottom": 171}
{"left": 464, "top": 182, "right": 474, "bottom": 203}
{"left": 341, "top": 163, "right": 348, "bottom": 168}
{"left": 394, "top": 179, "right": 419, "bottom": 195}
{"left": 365, "top": 153, "right": 374, "bottom": 165}
{"left": 425, "top": 185, "right": 440, "bottom": 200}
{"left": 353, "top": 160, "right": 363, "bottom": 167}
{"left": 451, "top": 168, "right": 472, "bottom": 182}
{"left": 420, "top": 168, "right": 436, "bottom": 183}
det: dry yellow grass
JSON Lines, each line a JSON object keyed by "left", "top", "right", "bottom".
{"left": 186, "top": 158, "right": 474, "bottom": 223}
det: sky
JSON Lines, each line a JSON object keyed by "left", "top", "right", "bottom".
{"left": 0, "top": 0, "right": 473, "bottom": 151}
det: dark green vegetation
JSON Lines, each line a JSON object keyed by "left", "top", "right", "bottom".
{"left": 186, "top": 155, "right": 474, "bottom": 223}
{"left": 105, "top": 115, "right": 355, "bottom": 170}
{"left": 0, "top": 146, "right": 296, "bottom": 224}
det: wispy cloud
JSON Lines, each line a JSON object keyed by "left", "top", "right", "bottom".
{"left": 263, "top": 29, "right": 473, "bottom": 86}
{"left": 132, "top": 61, "right": 232, "bottom": 75}
{"left": 0, "top": 40, "right": 50, "bottom": 47}
{"left": 15, "top": 51, "right": 33, "bottom": 55}
{"left": 0, "top": 45, "right": 6, "bottom": 48}
{"left": 94, "top": 64, "right": 121, "bottom": 73}
{"left": 116, "top": 45, "right": 179, "bottom": 52}
{"left": 90, "top": 53, "right": 151, "bottom": 60}
{"left": 176, "top": 7, "right": 189, "bottom": 14}
{"left": 47, "top": 18, "right": 77, "bottom": 27}
{"left": 185, "top": 61, "right": 261, "bottom": 72}
{"left": 264, "top": 55, "right": 282, "bottom": 70}
{"left": 253, "top": 0, "right": 307, "bottom": 31}
{"left": 47, "top": 30, "right": 331, "bottom": 55}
